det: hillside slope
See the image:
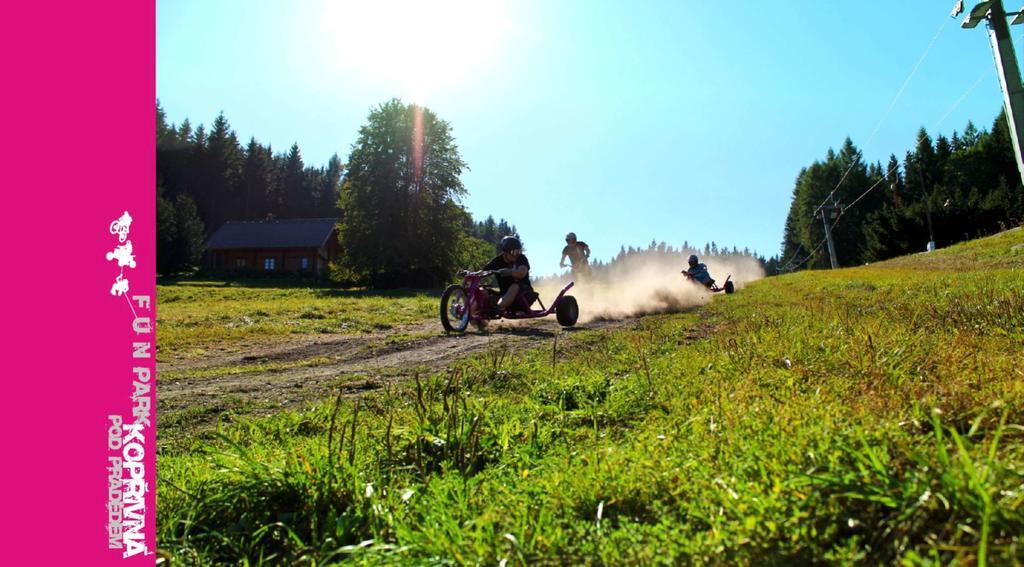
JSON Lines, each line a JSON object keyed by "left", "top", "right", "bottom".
{"left": 158, "top": 228, "right": 1024, "bottom": 565}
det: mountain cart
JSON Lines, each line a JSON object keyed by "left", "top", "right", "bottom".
{"left": 440, "top": 270, "right": 579, "bottom": 332}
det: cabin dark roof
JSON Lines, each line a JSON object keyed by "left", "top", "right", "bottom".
{"left": 206, "top": 218, "right": 339, "bottom": 250}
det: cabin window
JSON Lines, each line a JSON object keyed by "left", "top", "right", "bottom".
{"left": 235, "top": 258, "right": 246, "bottom": 268}
{"left": 301, "top": 257, "right": 309, "bottom": 269}
{"left": 264, "top": 257, "right": 276, "bottom": 271}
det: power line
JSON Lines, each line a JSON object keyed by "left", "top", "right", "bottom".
{"left": 777, "top": 243, "right": 804, "bottom": 273}
{"left": 815, "top": 13, "right": 952, "bottom": 214}
{"left": 786, "top": 237, "right": 829, "bottom": 272}
{"left": 863, "top": 15, "right": 952, "bottom": 149}
{"left": 834, "top": 63, "right": 999, "bottom": 230}
{"left": 785, "top": 47, "right": 1000, "bottom": 271}
{"left": 780, "top": 10, "right": 1009, "bottom": 273}
{"left": 931, "top": 67, "right": 992, "bottom": 132}
{"left": 833, "top": 162, "right": 900, "bottom": 228}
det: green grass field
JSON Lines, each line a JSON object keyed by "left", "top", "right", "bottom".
{"left": 158, "top": 229, "right": 1024, "bottom": 565}
{"left": 156, "top": 280, "right": 437, "bottom": 362}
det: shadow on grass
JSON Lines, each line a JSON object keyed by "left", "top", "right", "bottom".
{"left": 489, "top": 326, "right": 559, "bottom": 338}
{"left": 472, "top": 321, "right": 614, "bottom": 339}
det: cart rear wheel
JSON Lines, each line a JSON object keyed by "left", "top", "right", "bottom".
{"left": 556, "top": 295, "right": 579, "bottom": 327}
{"left": 724, "top": 281, "right": 735, "bottom": 294}
{"left": 440, "top": 285, "right": 470, "bottom": 332}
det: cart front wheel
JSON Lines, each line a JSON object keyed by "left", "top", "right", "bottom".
{"left": 440, "top": 285, "right": 470, "bottom": 333}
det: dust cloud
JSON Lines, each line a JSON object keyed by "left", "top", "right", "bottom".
{"left": 534, "top": 252, "right": 765, "bottom": 323}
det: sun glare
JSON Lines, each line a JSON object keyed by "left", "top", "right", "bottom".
{"left": 322, "top": 0, "right": 511, "bottom": 101}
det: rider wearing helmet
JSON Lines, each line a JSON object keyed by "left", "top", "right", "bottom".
{"left": 482, "top": 235, "right": 533, "bottom": 312}
{"left": 560, "top": 232, "right": 591, "bottom": 278}
{"left": 685, "top": 254, "right": 715, "bottom": 288}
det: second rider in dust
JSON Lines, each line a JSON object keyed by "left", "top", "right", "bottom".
{"left": 684, "top": 254, "right": 715, "bottom": 288}
{"left": 560, "top": 232, "right": 591, "bottom": 280}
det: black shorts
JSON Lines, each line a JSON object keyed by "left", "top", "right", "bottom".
{"left": 494, "top": 282, "right": 534, "bottom": 311}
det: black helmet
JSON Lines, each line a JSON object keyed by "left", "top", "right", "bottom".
{"left": 688, "top": 254, "right": 699, "bottom": 267}
{"left": 500, "top": 235, "right": 522, "bottom": 253}
{"left": 566, "top": 232, "right": 577, "bottom": 242}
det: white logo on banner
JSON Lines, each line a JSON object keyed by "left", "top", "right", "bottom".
{"left": 106, "top": 241, "right": 137, "bottom": 269}
{"left": 107, "top": 211, "right": 136, "bottom": 298}
{"left": 110, "top": 273, "right": 130, "bottom": 297}
{"left": 109, "top": 211, "right": 133, "bottom": 243}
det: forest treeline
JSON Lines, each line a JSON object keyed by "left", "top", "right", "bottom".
{"left": 780, "top": 110, "right": 1024, "bottom": 270}
{"left": 583, "top": 240, "right": 769, "bottom": 277}
{"left": 158, "top": 100, "right": 1021, "bottom": 285}
{"left": 156, "top": 97, "right": 771, "bottom": 286}
{"left": 156, "top": 100, "right": 518, "bottom": 284}
{"left": 156, "top": 102, "right": 344, "bottom": 274}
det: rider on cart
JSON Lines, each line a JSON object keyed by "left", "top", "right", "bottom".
{"left": 481, "top": 235, "right": 532, "bottom": 314}
{"left": 560, "top": 232, "right": 591, "bottom": 279}
{"left": 685, "top": 254, "right": 715, "bottom": 288}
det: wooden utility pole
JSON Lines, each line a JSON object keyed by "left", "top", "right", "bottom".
{"left": 957, "top": 0, "right": 1024, "bottom": 186}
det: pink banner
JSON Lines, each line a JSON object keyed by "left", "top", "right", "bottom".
{"left": 1, "top": 2, "right": 156, "bottom": 564}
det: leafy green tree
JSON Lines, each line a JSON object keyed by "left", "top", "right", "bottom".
{"left": 456, "top": 234, "right": 496, "bottom": 273}
{"left": 337, "top": 99, "right": 469, "bottom": 287}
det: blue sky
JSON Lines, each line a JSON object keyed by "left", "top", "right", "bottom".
{"left": 157, "top": 0, "right": 1018, "bottom": 276}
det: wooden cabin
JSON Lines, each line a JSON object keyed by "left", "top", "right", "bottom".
{"left": 205, "top": 218, "right": 340, "bottom": 277}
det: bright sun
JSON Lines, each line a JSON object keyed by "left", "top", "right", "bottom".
{"left": 322, "top": 0, "right": 511, "bottom": 101}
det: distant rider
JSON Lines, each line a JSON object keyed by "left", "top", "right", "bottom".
{"left": 684, "top": 254, "right": 715, "bottom": 288}
{"left": 482, "top": 236, "right": 533, "bottom": 313}
{"left": 560, "top": 232, "right": 591, "bottom": 279}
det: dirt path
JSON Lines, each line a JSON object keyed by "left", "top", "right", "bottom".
{"left": 157, "top": 317, "right": 637, "bottom": 435}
